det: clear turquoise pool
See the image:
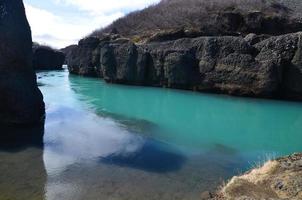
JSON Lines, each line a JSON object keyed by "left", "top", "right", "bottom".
{"left": 0, "top": 69, "right": 301, "bottom": 200}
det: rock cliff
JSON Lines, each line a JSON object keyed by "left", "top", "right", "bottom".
{"left": 0, "top": 0, "right": 45, "bottom": 125}
{"left": 33, "top": 44, "right": 65, "bottom": 70}
{"left": 63, "top": 37, "right": 101, "bottom": 77}
{"left": 63, "top": 0, "right": 302, "bottom": 101}
{"left": 65, "top": 32, "right": 302, "bottom": 100}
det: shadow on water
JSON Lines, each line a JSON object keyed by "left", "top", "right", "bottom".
{"left": 100, "top": 139, "right": 187, "bottom": 173}
{"left": 96, "top": 110, "right": 161, "bottom": 137}
{"left": 0, "top": 124, "right": 46, "bottom": 200}
{"left": 212, "top": 143, "right": 238, "bottom": 155}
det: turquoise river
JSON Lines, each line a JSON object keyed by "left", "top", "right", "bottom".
{"left": 0, "top": 69, "right": 302, "bottom": 200}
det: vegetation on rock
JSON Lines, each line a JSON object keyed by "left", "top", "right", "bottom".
{"left": 212, "top": 153, "right": 302, "bottom": 200}
{"left": 90, "top": 0, "right": 302, "bottom": 42}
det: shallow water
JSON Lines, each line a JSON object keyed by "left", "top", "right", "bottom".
{"left": 1, "top": 70, "right": 302, "bottom": 200}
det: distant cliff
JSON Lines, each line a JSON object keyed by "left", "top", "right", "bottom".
{"left": 0, "top": 0, "right": 45, "bottom": 125}
{"left": 33, "top": 43, "right": 65, "bottom": 70}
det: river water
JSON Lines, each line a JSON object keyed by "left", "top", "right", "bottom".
{"left": 0, "top": 70, "right": 302, "bottom": 200}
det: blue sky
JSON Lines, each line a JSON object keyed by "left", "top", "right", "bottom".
{"left": 24, "top": 0, "right": 160, "bottom": 48}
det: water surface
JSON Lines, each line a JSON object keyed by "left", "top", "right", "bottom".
{"left": 1, "top": 70, "right": 302, "bottom": 200}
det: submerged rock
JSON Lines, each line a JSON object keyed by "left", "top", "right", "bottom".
{"left": 213, "top": 153, "right": 302, "bottom": 200}
{"left": 0, "top": 0, "right": 44, "bottom": 125}
{"left": 32, "top": 44, "right": 65, "bottom": 70}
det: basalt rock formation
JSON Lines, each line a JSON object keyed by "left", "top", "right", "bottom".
{"left": 212, "top": 153, "right": 302, "bottom": 200}
{"left": 63, "top": 0, "right": 302, "bottom": 101}
{"left": 0, "top": 0, "right": 45, "bottom": 125}
{"left": 63, "top": 37, "right": 101, "bottom": 77}
{"left": 65, "top": 31, "right": 302, "bottom": 100}
{"left": 33, "top": 44, "right": 65, "bottom": 70}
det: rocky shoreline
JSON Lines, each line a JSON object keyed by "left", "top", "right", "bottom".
{"left": 209, "top": 153, "right": 302, "bottom": 200}
{"left": 64, "top": 31, "right": 302, "bottom": 101}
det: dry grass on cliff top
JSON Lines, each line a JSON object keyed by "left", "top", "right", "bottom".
{"left": 213, "top": 153, "right": 302, "bottom": 200}
{"left": 89, "top": 0, "right": 302, "bottom": 39}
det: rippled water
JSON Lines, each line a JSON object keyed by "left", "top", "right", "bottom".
{"left": 1, "top": 70, "right": 302, "bottom": 200}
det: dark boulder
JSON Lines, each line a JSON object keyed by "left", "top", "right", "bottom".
{"left": 0, "top": 0, "right": 45, "bottom": 125}
{"left": 164, "top": 51, "right": 199, "bottom": 89}
{"left": 33, "top": 44, "right": 65, "bottom": 70}
{"left": 255, "top": 33, "right": 302, "bottom": 99}
{"left": 100, "top": 39, "right": 142, "bottom": 84}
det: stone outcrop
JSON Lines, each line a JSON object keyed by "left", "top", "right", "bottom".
{"left": 145, "top": 11, "right": 302, "bottom": 43}
{"left": 204, "top": 11, "right": 302, "bottom": 36}
{"left": 63, "top": 37, "right": 101, "bottom": 77}
{"left": 66, "top": 32, "right": 302, "bottom": 100}
{"left": 33, "top": 44, "right": 65, "bottom": 70}
{"left": 0, "top": 0, "right": 45, "bottom": 125}
{"left": 212, "top": 153, "right": 302, "bottom": 200}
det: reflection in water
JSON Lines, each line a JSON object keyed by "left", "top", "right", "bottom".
{"left": 97, "top": 110, "right": 159, "bottom": 135}
{"left": 101, "top": 139, "right": 186, "bottom": 173}
{"left": 37, "top": 71, "right": 247, "bottom": 200}
{"left": 0, "top": 125, "right": 46, "bottom": 200}
{"left": 44, "top": 105, "right": 186, "bottom": 175}
{"left": 69, "top": 73, "right": 302, "bottom": 155}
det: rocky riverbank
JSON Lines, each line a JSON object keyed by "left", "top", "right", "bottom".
{"left": 62, "top": 0, "right": 302, "bottom": 101}
{"left": 210, "top": 153, "right": 302, "bottom": 200}
{"left": 64, "top": 31, "right": 302, "bottom": 101}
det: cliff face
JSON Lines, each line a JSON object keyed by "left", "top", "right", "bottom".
{"left": 65, "top": 32, "right": 302, "bottom": 100}
{"left": 0, "top": 0, "right": 45, "bottom": 125}
{"left": 63, "top": 37, "right": 101, "bottom": 77}
{"left": 33, "top": 45, "right": 65, "bottom": 70}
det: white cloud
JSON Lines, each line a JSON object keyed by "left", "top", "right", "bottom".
{"left": 24, "top": 0, "right": 160, "bottom": 48}
{"left": 55, "top": 0, "right": 160, "bottom": 15}
{"left": 24, "top": 3, "right": 124, "bottom": 48}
